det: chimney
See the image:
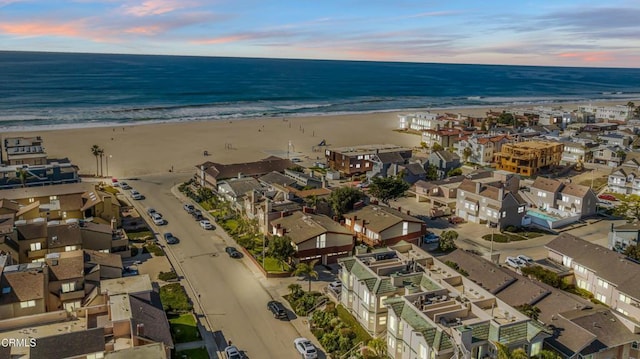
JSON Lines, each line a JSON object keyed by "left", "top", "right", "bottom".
{"left": 407, "top": 210, "right": 411, "bottom": 216}
{"left": 475, "top": 182, "right": 481, "bottom": 194}
{"left": 136, "top": 323, "right": 144, "bottom": 337}
{"left": 110, "top": 218, "right": 117, "bottom": 231}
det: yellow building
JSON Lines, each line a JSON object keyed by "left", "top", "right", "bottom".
{"left": 494, "top": 141, "right": 563, "bottom": 176}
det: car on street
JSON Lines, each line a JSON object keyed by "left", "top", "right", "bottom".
{"left": 517, "top": 254, "right": 534, "bottom": 265}
{"left": 424, "top": 232, "right": 440, "bottom": 244}
{"left": 183, "top": 204, "right": 195, "bottom": 213}
{"left": 120, "top": 182, "right": 131, "bottom": 190}
{"left": 598, "top": 194, "right": 617, "bottom": 201}
{"left": 191, "top": 209, "right": 203, "bottom": 220}
{"left": 328, "top": 281, "right": 342, "bottom": 293}
{"left": 130, "top": 190, "right": 143, "bottom": 200}
{"left": 224, "top": 345, "right": 242, "bottom": 359}
{"left": 199, "top": 219, "right": 214, "bottom": 230}
{"left": 163, "top": 232, "right": 179, "bottom": 244}
{"left": 267, "top": 300, "right": 288, "bottom": 320}
{"left": 505, "top": 256, "right": 525, "bottom": 269}
{"left": 225, "top": 246, "right": 242, "bottom": 258}
{"left": 293, "top": 337, "right": 318, "bottom": 359}
{"left": 151, "top": 213, "right": 165, "bottom": 225}
{"left": 146, "top": 207, "right": 156, "bottom": 216}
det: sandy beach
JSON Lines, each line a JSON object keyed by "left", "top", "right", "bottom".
{"left": 8, "top": 100, "right": 638, "bottom": 178}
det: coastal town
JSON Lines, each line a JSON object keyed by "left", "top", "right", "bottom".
{"left": 2, "top": 101, "right": 640, "bottom": 359}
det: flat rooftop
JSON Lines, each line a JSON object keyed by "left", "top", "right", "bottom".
{"left": 0, "top": 316, "right": 88, "bottom": 357}
{"left": 101, "top": 274, "right": 152, "bottom": 295}
{"left": 329, "top": 144, "right": 410, "bottom": 154}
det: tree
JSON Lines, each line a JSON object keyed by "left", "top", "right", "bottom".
{"left": 516, "top": 303, "right": 541, "bottom": 320}
{"left": 16, "top": 168, "right": 29, "bottom": 188}
{"left": 420, "top": 141, "right": 428, "bottom": 149}
{"left": 494, "top": 342, "right": 528, "bottom": 359}
{"left": 329, "top": 186, "right": 364, "bottom": 217}
{"left": 624, "top": 244, "right": 640, "bottom": 261}
{"left": 368, "top": 175, "right": 410, "bottom": 204}
{"left": 463, "top": 147, "right": 473, "bottom": 162}
{"left": 293, "top": 259, "right": 319, "bottom": 292}
{"left": 90, "top": 145, "right": 102, "bottom": 176}
{"left": 628, "top": 101, "right": 635, "bottom": 119}
{"left": 535, "top": 350, "right": 563, "bottom": 359}
{"left": 497, "top": 111, "right": 515, "bottom": 126}
{"left": 268, "top": 235, "right": 296, "bottom": 270}
{"left": 447, "top": 168, "right": 463, "bottom": 177}
{"left": 363, "top": 338, "right": 387, "bottom": 359}
{"left": 287, "top": 283, "right": 303, "bottom": 300}
{"left": 431, "top": 143, "right": 444, "bottom": 152}
{"left": 97, "top": 148, "right": 104, "bottom": 177}
{"left": 439, "top": 230, "right": 458, "bottom": 252}
{"left": 425, "top": 164, "right": 439, "bottom": 180}
{"left": 614, "top": 194, "right": 640, "bottom": 221}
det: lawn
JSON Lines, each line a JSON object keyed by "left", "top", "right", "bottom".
{"left": 160, "top": 283, "right": 193, "bottom": 313}
{"left": 173, "top": 348, "right": 209, "bottom": 359}
{"left": 579, "top": 176, "right": 607, "bottom": 190}
{"left": 336, "top": 304, "right": 372, "bottom": 344}
{"left": 169, "top": 313, "right": 200, "bottom": 343}
{"left": 482, "top": 233, "right": 527, "bottom": 243}
{"left": 223, "top": 219, "right": 239, "bottom": 232}
{"left": 262, "top": 256, "right": 290, "bottom": 273}
{"left": 144, "top": 243, "right": 165, "bottom": 256}
{"left": 127, "top": 230, "right": 154, "bottom": 242}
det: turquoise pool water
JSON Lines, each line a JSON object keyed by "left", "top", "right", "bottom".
{"left": 527, "top": 210, "right": 560, "bottom": 222}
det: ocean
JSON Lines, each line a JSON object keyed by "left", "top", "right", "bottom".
{"left": 1, "top": 51, "right": 640, "bottom": 131}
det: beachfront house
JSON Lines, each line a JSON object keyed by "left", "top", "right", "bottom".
{"left": 397, "top": 112, "right": 445, "bottom": 131}
{"left": 579, "top": 104, "right": 631, "bottom": 121}
{"left": 455, "top": 135, "right": 512, "bottom": 166}
{"left": 425, "top": 150, "right": 461, "bottom": 179}
{"left": 455, "top": 171, "right": 525, "bottom": 229}
{"left": 270, "top": 210, "right": 353, "bottom": 265}
{"left": 325, "top": 144, "right": 412, "bottom": 176}
{"left": 1, "top": 136, "right": 47, "bottom": 166}
{"left": 217, "top": 177, "right": 264, "bottom": 209}
{"left": 560, "top": 141, "right": 595, "bottom": 165}
{"left": 421, "top": 128, "right": 463, "bottom": 149}
{"left": 196, "top": 156, "right": 293, "bottom": 188}
{"left": 342, "top": 205, "right": 426, "bottom": 247}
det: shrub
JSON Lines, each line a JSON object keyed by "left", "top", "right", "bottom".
{"left": 160, "top": 283, "right": 192, "bottom": 313}
{"left": 145, "top": 243, "right": 165, "bottom": 256}
{"left": 159, "top": 271, "right": 178, "bottom": 281}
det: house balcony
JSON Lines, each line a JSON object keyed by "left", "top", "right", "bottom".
{"left": 60, "top": 289, "right": 85, "bottom": 302}
{"left": 27, "top": 248, "right": 48, "bottom": 259}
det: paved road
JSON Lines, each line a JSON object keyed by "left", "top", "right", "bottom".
{"left": 123, "top": 173, "right": 303, "bottom": 359}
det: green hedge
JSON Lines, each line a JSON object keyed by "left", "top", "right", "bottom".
{"left": 160, "top": 283, "right": 193, "bottom": 313}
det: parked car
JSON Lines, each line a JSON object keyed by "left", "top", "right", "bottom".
{"left": 151, "top": 213, "right": 165, "bottom": 225}
{"left": 517, "top": 254, "right": 534, "bottom": 265}
{"left": 328, "top": 281, "right": 342, "bottom": 293}
{"left": 267, "top": 300, "right": 288, "bottom": 320}
{"left": 146, "top": 207, "right": 156, "bottom": 216}
{"left": 505, "top": 256, "right": 524, "bottom": 269}
{"left": 164, "top": 232, "right": 179, "bottom": 244}
{"left": 130, "top": 190, "right": 143, "bottom": 200}
{"left": 191, "top": 209, "right": 203, "bottom": 220}
{"left": 111, "top": 178, "right": 120, "bottom": 187}
{"left": 183, "top": 203, "right": 195, "bottom": 213}
{"left": 225, "top": 246, "right": 242, "bottom": 258}
{"left": 448, "top": 216, "right": 465, "bottom": 224}
{"left": 598, "top": 194, "right": 617, "bottom": 201}
{"left": 200, "top": 219, "right": 214, "bottom": 230}
{"left": 294, "top": 338, "right": 318, "bottom": 359}
{"left": 224, "top": 345, "right": 242, "bottom": 359}
{"left": 120, "top": 182, "right": 131, "bottom": 190}
{"left": 424, "top": 232, "right": 440, "bottom": 244}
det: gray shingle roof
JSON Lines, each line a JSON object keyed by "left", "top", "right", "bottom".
{"left": 30, "top": 328, "right": 105, "bottom": 359}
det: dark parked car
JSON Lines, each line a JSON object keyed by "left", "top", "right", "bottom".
{"left": 225, "top": 246, "right": 242, "bottom": 258}
{"left": 191, "top": 209, "right": 203, "bottom": 220}
{"left": 267, "top": 300, "right": 288, "bottom": 320}
{"left": 183, "top": 204, "right": 195, "bottom": 213}
{"left": 164, "top": 232, "right": 179, "bottom": 245}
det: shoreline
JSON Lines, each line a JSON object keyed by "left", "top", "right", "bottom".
{"left": 1, "top": 96, "right": 639, "bottom": 133}
{"left": 4, "top": 99, "right": 638, "bottom": 179}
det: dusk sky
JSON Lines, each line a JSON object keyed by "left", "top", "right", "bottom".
{"left": 1, "top": 0, "right": 639, "bottom": 67}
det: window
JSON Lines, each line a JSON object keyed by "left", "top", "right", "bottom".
{"left": 49, "top": 195, "right": 58, "bottom": 200}
{"left": 531, "top": 341, "right": 542, "bottom": 356}
{"left": 577, "top": 279, "right": 589, "bottom": 290}
{"left": 316, "top": 235, "right": 326, "bottom": 249}
{"left": 62, "top": 282, "right": 76, "bottom": 293}
{"left": 31, "top": 258, "right": 44, "bottom": 263}
{"left": 596, "top": 292, "right": 607, "bottom": 304}
{"left": 28, "top": 198, "right": 35, "bottom": 203}
{"left": 65, "top": 245, "right": 78, "bottom": 252}
{"left": 597, "top": 279, "right": 609, "bottom": 289}
{"left": 575, "top": 264, "right": 586, "bottom": 274}
{"left": 460, "top": 191, "right": 464, "bottom": 197}
{"left": 518, "top": 206, "right": 524, "bottom": 213}
{"left": 62, "top": 211, "right": 67, "bottom": 218}
{"left": 620, "top": 293, "right": 632, "bottom": 304}
{"left": 576, "top": 199, "right": 581, "bottom": 204}
{"left": 361, "top": 309, "right": 369, "bottom": 322}
{"left": 20, "top": 300, "right": 36, "bottom": 308}
{"left": 379, "top": 296, "right": 387, "bottom": 308}
{"left": 363, "top": 290, "right": 370, "bottom": 305}
{"left": 30, "top": 242, "right": 42, "bottom": 251}
{"left": 99, "top": 249, "right": 109, "bottom": 253}
{"left": 419, "top": 344, "right": 427, "bottom": 359}
{"left": 389, "top": 315, "right": 397, "bottom": 332}
{"left": 388, "top": 336, "right": 395, "bottom": 349}
{"left": 356, "top": 163, "right": 361, "bottom": 169}
{"left": 617, "top": 307, "right": 629, "bottom": 316}
{"left": 365, "top": 162, "right": 370, "bottom": 168}
{"left": 378, "top": 316, "right": 386, "bottom": 326}
{"left": 357, "top": 155, "right": 363, "bottom": 160}
{"left": 86, "top": 352, "right": 104, "bottom": 359}
{"left": 402, "top": 222, "right": 409, "bottom": 236}
{"left": 2, "top": 287, "right": 10, "bottom": 294}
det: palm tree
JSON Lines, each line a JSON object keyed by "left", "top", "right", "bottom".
{"left": 628, "top": 101, "right": 635, "bottom": 119}
{"left": 363, "top": 338, "right": 387, "bottom": 359}
{"left": 97, "top": 148, "right": 104, "bottom": 177}
{"left": 16, "top": 168, "right": 29, "bottom": 188}
{"left": 293, "top": 259, "right": 319, "bottom": 292}
{"left": 463, "top": 147, "right": 473, "bottom": 162}
{"left": 494, "top": 342, "right": 529, "bottom": 359}
{"left": 287, "top": 283, "right": 303, "bottom": 299}
{"left": 90, "top": 145, "right": 101, "bottom": 177}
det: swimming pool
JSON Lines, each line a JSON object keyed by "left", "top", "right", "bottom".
{"left": 527, "top": 210, "right": 560, "bottom": 222}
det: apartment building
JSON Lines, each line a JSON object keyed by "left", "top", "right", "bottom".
{"left": 455, "top": 135, "right": 511, "bottom": 166}
{"left": 579, "top": 104, "right": 631, "bottom": 121}
{"left": 494, "top": 141, "right": 563, "bottom": 176}
{"left": 270, "top": 210, "right": 354, "bottom": 264}
{"left": 338, "top": 243, "right": 549, "bottom": 359}
{"left": 325, "top": 144, "right": 412, "bottom": 176}
{"left": 455, "top": 172, "right": 525, "bottom": 229}
{"left": 546, "top": 234, "right": 640, "bottom": 323}
{"left": 1, "top": 136, "right": 46, "bottom": 166}
{"left": 398, "top": 112, "right": 445, "bottom": 131}
{"left": 421, "top": 129, "right": 463, "bottom": 149}
{"left": 343, "top": 205, "right": 426, "bottom": 247}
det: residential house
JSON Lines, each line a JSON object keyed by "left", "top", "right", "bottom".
{"left": 257, "top": 171, "right": 297, "bottom": 188}
{"left": 421, "top": 128, "right": 463, "bottom": 149}
{"left": 217, "top": 177, "right": 264, "bottom": 209}
{"left": 342, "top": 205, "right": 426, "bottom": 246}
{"left": 414, "top": 177, "right": 462, "bottom": 216}
{"left": 579, "top": 104, "right": 631, "bottom": 121}
{"left": 339, "top": 243, "right": 549, "bottom": 359}
{"left": 455, "top": 172, "right": 525, "bottom": 229}
{"left": 81, "top": 186, "right": 122, "bottom": 227}
{"left": 392, "top": 162, "right": 427, "bottom": 185}
{"left": 526, "top": 177, "right": 597, "bottom": 228}
{"left": 608, "top": 158, "right": 640, "bottom": 194}
{"left": 44, "top": 251, "right": 86, "bottom": 313}
{"left": 398, "top": 112, "right": 445, "bottom": 131}
{"left": 0, "top": 183, "right": 88, "bottom": 221}
{"left": 0, "top": 262, "right": 48, "bottom": 320}
{"left": 30, "top": 328, "right": 107, "bottom": 359}
{"left": 0, "top": 161, "right": 80, "bottom": 189}
{"left": 80, "top": 221, "right": 130, "bottom": 258}
{"left": 609, "top": 222, "right": 640, "bottom": 252}
{"left": 440, "top": 249, "right": 640, "bottom": 359}
{"left": 2, "top": 136, "right": 46, "bottom": 166}
{"left": 560, "top": 140, "right": 596, "bottom": 165}
{"left": 367, "top": 150, "right": 411, "bottom": 180}
{"left": 546, "top": 233, "right": 640, "bottom": 323}
{"left": 284, "top": 169, "right": 323, "bottom": 188}
{"left": 593, "top": 145, "right": 625, "bottom": 167}
{"left": 426, "top": 150, "right": 461, "bottom": 179}
{"left": 270, "top": 210, "right": 353, "bottom": 264}
{"left": 455, "top": 135, "right": 511, "bottom": 166}
{"left": 600, "top": 133, "right": 632, "bottom": 147}
{"left": 196, "top": 156, "right": 293, "bottom": 188}
{"left": 325, "top": 144, "right": 412, "bottom": 176}
{"left": 47, "top": 221, "right": 83, "bottom": 254}
{"left": 494, "top": 141, "right": 563, "bottom": 176}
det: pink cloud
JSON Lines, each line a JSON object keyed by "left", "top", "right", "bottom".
{"left": 0, "top": 21, "right": 84, "bottom": 37}
{"left": 558, "top": 51, "right": 614, "bottom": 63}
{"left": 123, "top": 0, "right": 193, "bottom": 17}
{"left": 191, "top": 35, "right": 253, "bottom": 45}
{"left": 124, "top": 25, "right": 162, "bottom": 35}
